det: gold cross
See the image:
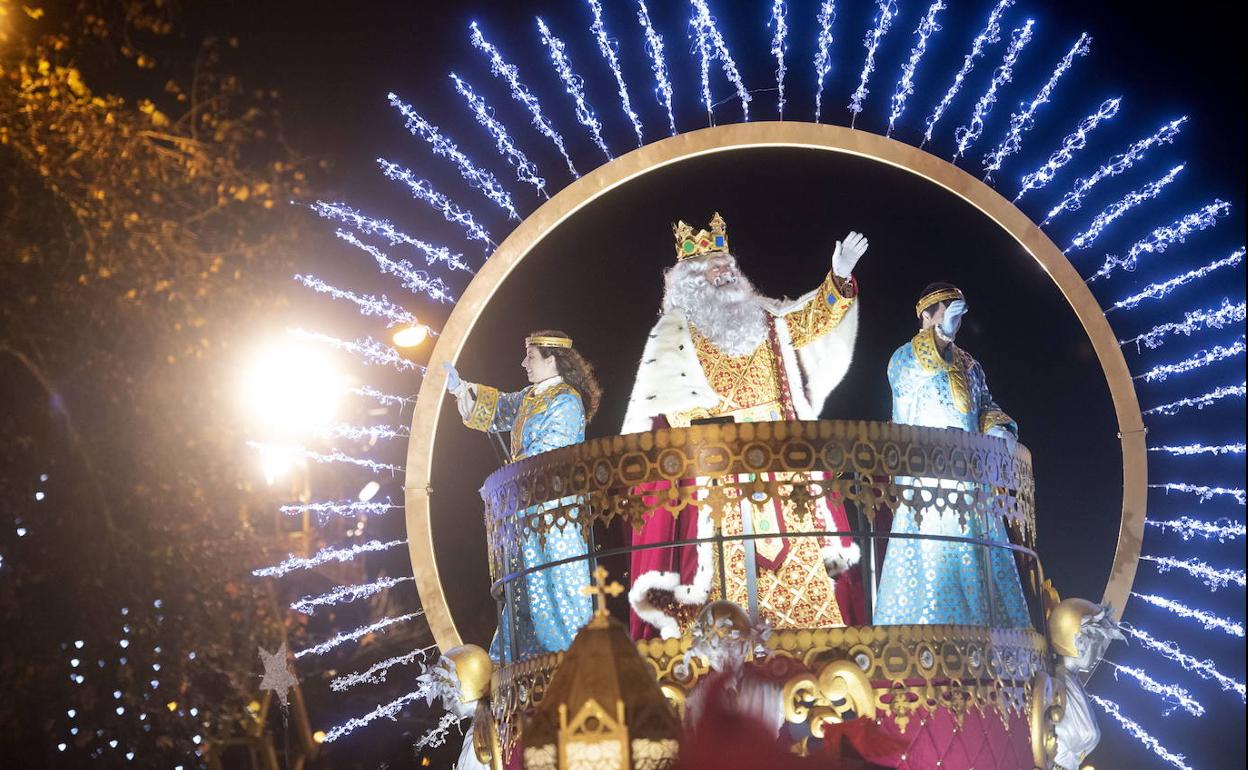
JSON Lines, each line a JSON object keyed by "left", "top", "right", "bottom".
{"left": 581, "top": 566, "right": 624, "bottom": 617}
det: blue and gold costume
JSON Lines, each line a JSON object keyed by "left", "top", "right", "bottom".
{"left": 462, "top": 376, "right": 592, "bottom": 660}
{"left": 873, "top": 328, "right": 1031, "bottom": 627}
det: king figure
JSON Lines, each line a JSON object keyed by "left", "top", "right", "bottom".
{"left": 621, "top": 213, "right": 867, "bottom": 638}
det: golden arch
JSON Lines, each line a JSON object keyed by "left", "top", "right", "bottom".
{"left": 404, "top": 122, "right": 1147, "bottom": 650}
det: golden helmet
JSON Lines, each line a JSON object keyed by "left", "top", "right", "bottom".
{"left": 693, "top": 600, "right": 752, "bottom": 642}
{"left": 1048, "top": 598, "right": 1102, "bottom": 657}
{"left": 443, "top": 644, "right": 493, "bottom": 703}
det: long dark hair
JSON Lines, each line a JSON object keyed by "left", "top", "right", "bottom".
{"left": 530, "top": 329, "right": 603, "bottom": 422}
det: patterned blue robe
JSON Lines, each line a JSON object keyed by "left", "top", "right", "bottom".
{"left": 462, "top": 377, "right": 592, "bottom": 661}
{"left": 873, "top": 330, "right": 1031, "bottom": 628}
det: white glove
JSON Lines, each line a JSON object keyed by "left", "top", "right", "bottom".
{"left": 987, "top": 425, "right": 1017, "bottom": 454}
{"left": 442, "top": 361, "right": 463, "bottom": 392}
{"left": 940, "top": 299, "right": 968, "bottom": 339}
{"left": 831, "top": 231, "right": 869, "bottom": 279}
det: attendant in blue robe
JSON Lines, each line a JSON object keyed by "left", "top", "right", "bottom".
{"left": 445, "top": 331, "right": 603, "bottom": 661}
{"left": 873, "top": 284, "right": 1031, "bottom": 628}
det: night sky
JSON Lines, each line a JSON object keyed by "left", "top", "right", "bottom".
{"left": 70, "top": 0, "right": 1248, "bottom": 767}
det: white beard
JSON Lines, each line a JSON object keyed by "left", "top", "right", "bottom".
{"left": 664, "top": 262, "right": 768, "bottom": 356}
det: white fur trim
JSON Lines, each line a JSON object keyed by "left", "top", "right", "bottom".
{"left": 629, "top": 507, "right": 716, "bottom": 638}
{"left": 796, "top": 300, "right": 859, "bottom": 414}
{"left": 621, "top": 312, "right": 719, "bottom": 434}
{"left": 821, "top": 541, "right": 861, "bottom": 576}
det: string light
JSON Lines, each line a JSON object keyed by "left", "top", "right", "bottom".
{"left": 982, "top": 33, "right": 1091, "bottom": 178}
{"left": 293, "top": 274, "right": 420, "bottom": 328}
{"left": 812, "top": 1, "right": 836, "bottom": 123}
{"left": 295, "top": 612, "right": 423, "bottom": 659}
{"left": 1067, "top": 165, "right": 1184, "bottom": 252}
{"left": 689, "top": 0, "right": 752, "bottom": 122}
{"left": 586, "top": 0, "right": 644, "bottom": 146}
{"left": 952, "top": 20, "right": 1035, "bottom": 160}
{"left": 387, "top": 93, "right": 518, "bottom": 220}
{"left": 1014, "top": 97, "right": 1121, "bottom": 201}
{"left": 1149, "top": 482, "right": 1245, "bottom": 505}
{"left": 377, "top": 160, "right": 495, "bottom": 250}
{"left": 537, "top": 18, "right": 612, "bottom": 160}
{"left": 290, "top": 576, "right": 415, "bottom": 615}
{"left": 1110, "top": 248, "right": 1245, "bottom": 313}
{"left": 350, "top": 385, "right": 413, "bottom": 409}
{"left": 277, "top": 500, "right": 399, "bottom": 520}
{"left": 887, "top": 1, "right": 947, "bottom": 137}
{"left": 253, "top": 539, "right": 406, "bottom": 578}
{"left": 1143, "top": 382, "right": 1246, "bottom": 417}
{"left": 247, "top": 441, "right": 405, "bottom": 475}
{"left": 848, "top": 0, "right": 897, "bottom": 127}
{"left": 310, "top": 201, "right": 469, "bottom": 273}
{"left": 331, "top": 646, "right": 439, "bottom": 691}
{"left": 1134, "top": 335, "right": 1246, "bottom": 383}
{"left": 288, "top": 328, "right": 420, "bottom": 373}
{"left": 1131, "top": 592, "right": 1244, "bottom": 637}
{"left": 1122, "top": 299, "right": 1247, "bottom": 350}
{"left": 1141, "top": 555, "right": 1246, "bottom": 591}
{"left": 322, "top": 422, "right": 411, "bottom": 442}
{"left": 322, "top": 687, "right": 433, "bottom": 743}
{"left": 333, "top": 230, "right": 455, "bottom": 305}
{"left": 1089, "top": 200, "right": 1231, "bottom": 282}
{"left": 1106, "top": 661, "right": 1205, "bottom": 717}
{"left": 416, "top": 712, "right": 467, "bottom": 751}
{"left": 449, "top": 73, "right": 548, "bottom": 198}
{"left": 636, "top": 1, "right": 676, "bottom": 136}
{"left": 1121, "top": 625, "right": 1246, "bottom": 701}
{"left": 770, "top": 0, "right": 789, "bottom": 119}
{"left": 922, "top": 0, "right": 1014, "bottom": 146}
{"left": 469, "top": 21, "right": 578, "bottom": 178}
{"left": 1043, "top": 116, "right": 1188, "bottom": 224}
{"left": 1148, "top": 443, "right": 1247, "bottom": 458}
{"left": 1088, "top": 696, "right": 1194, "bottom": 770}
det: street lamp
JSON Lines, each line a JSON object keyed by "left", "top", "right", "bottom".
{"left": 391, "top": 324, "right": 429, "bottom": 348}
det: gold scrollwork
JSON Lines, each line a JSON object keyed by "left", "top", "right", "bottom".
{"left": 1030, "top": 670, "right": 1066, "bottom": 770}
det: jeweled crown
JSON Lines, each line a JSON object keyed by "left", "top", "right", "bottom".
{"left": 673, "top": 212, "right": 729, "bottom": 261}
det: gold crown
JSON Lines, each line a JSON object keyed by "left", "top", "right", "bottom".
{"left": 673, "top": 212, "right": 729, "bottom": 261}
{"left": 915, "top": 286, "right": 964, "bottom": 317}
{"left": 525, "top": 334, "right": 573, "bottom": 349}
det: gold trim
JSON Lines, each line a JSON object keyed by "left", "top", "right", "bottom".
{"left": 464, "top": 384, "right": 501, "bottom": 433}
{"left": 406, "top": 123, "right": 1145, "bottom": 650}
{"left": 525, "top": 335, "right": 573, "bottom": 349}
{"left": 915, "top": 287, "right": 964, "bottom": 317}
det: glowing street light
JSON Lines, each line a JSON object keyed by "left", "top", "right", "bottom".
{"left": 357, "top": 481, "right": 381, "bottom": 502}
{"left": 239, "top": 339, "right": 346, "bottom": 433}
{"left": 391, "top": 324, "right": 429, "bottom": 348}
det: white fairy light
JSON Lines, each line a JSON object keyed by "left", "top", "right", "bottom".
{"left": 377, "top": 160, "right": 495, "bottom": 250}
{"left": 1148, "top": 443, "right": 1247, "bottom": 458}
{"left": 248, "top": 440, "right": 405, "bottom": 475}
{"left": 295, "top": 612, "right": 423, "bottom": 659}
{"left": 1134, "top": 335, "right": 1245, "bottom": 383}
{"left": 586, "top": 0, "right": 644, "bottom": 146}
{"left": 350, "top": 385, "right": 412, "bottom": 409}
{"left": 537, "top": 18, "right": 612, "bottom": 160}
{"left": 470, "top": 21, "right": 577, "bottom": 178}
{"left": 689, "top": 0, "right": 752, "bottom": 122}
{"left": 1141, "top": 554, "right": 1246, "bottom": 591}
{"left": 1089, "top": 200, "right": 1231, "bottom": 282}
{"left": 290, "top": 576, "right": 415, "bottom": 615}
{"left": 331, "top": 645, "right": 438, "bottom": 691}
{"left": 1014, "top": 97, "right": 1121, "bottom": 200}
{"left": 1122, "top": 299, "right": 1247, "bottom": 349}
{"left": 770, "top": 0, "right": 789, "bottom": 119}
{"left": 416, "top": 712, "right": 467, "bottom": 751}
{"left": 1067, "top": 164, "right": 1184, "bottom": 252}
{"left": 1043, "top": 117, "right": 1188, "bottom": 224}
{"left": 848, "top": 0, "right": 897, "bottom": 127}
{"left": 636, "top": 1, "right": 676, "bottom": 136}
{"left": 387, "top": 93, "right": 518, "bottom": 220}
{"left": 449, "top": 73, "right": 548, "bottom": 199}
{"left": 953, "top": 20, "right": 1035, "bottom": 160}
{"left": 253, "top": 539, "right": 406, "bottom": 578}
{"left": 887, "top": 1, "right": 946, "bottom": 137}
{"left": 1132, "top": 592, "right": 1245, "bottom": 637}
{"left": 322, "top": 687, "right": 433, "bottom": 742}
{"left": 1088, "top": 695, "right": 1195, "bottom": 770}
{"left": 288, "top": 328, "right": 420, "bottom": 373}
{"left": 1150, "top": 514, "right": 1246, "bottom": 539}
{"left": 982, "top": 33, "right": 1091, "bottom": 177}
{"left": 278, "top": 500, "right": 399, "bottom": 519}
{"left": 335, "top": 230, "right": 455, "bottom": 305}
{"left": 310, "top": 201, "right": 469, "bottom": 273}
{"left": 1143, "top": 381, "right": 1246, "bottom": 417}
{"left": 922, "top": 0, "right": 1014, "bottom": 146}
{"left": 1121, "top": 625, "right": 1246, "bottom": 701}
{"left": 1150, "top": 482, "right": 1246, "bottom": 505}
{"left": 294, "top": 274, "right": 420, "bottom": 329}
{"left": 322, "top": 422, "right": 411, "bottom": 442}
{"left": 812, "top": 1, "right": 836, "bottom": 123}
{"left": 1106, "top": 661, "right": 1205, "bottom": 717}
{"left": 1111, "top": 248, "right": 1245, "bottom": 313}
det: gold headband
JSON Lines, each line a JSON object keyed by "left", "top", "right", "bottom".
{"left": 525, "top": 335, "right": 573, "bottom": 349}
{"left": 915, "top": 288, "right": 964, "bottom": 317}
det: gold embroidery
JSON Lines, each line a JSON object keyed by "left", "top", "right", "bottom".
{"left": 510, "top": 383, "right": 578, "bottom": 460}
{"left": 979, "top": 408, "right": 1014, "bottom": 434}
{"left": 465, "top": 384, "right": 502, "bottom": 432}
{"left": 911, "top": 329, "right": 972, "bottom": 414}
{"left": 784, "top": 273, "right": 855, "bottom": 349}
{"left": 689, "top": 326, "right": 784, "bottom": 414}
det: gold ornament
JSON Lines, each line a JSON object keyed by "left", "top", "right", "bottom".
{"left": 445, "top": 644, "right": 494, "bottom": 704}
{"left": 915, "top": 286, "right": 965, "bottom": 317}
{"left": 1048, "top": 598, "right": 1102, "bottom": 657}
{"left": 525, "top": 334, "right": 574, "bottom": 349}
{"left": 673, "top": 212, "right": 729, "bottom": 260}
